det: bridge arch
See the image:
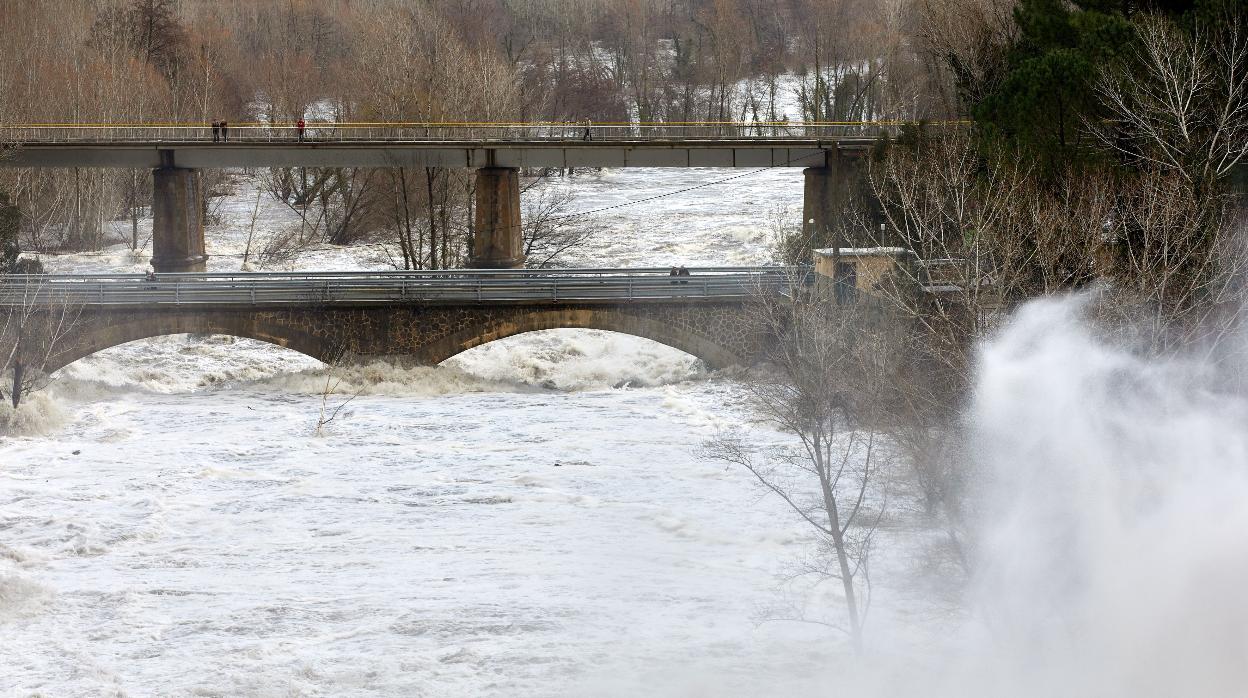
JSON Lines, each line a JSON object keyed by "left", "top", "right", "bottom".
{"left": 47, "top": 315, "right": 333, "bottom": 376}
{"left": 419, "top": 307, "right": 747, "bottom": 368}
{"left": 44, "top": 302, "right": 758, "bottom": 376}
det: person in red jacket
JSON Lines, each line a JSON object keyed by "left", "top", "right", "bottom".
{"left": 296, "top": 118, "right": 306, "bottom": 142}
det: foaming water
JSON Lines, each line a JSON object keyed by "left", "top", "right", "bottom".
{"left": 0, "top": 574, "right": 50, "bottom": 621}
{"left": 45, "top": 329, "right": 707, "bottom": 403}
{"left": 0, "top": 392, "right": 67, "bottom": 436}
{"left": 932, "top": 297, "right": 1248, "bottom": 697}
{"left": 0, "top": 360, "right": 826, "bottom": 696}
{"left": 444, "top": 329, "right": 706, "bottom": 391}
{"left": 59, "top": 334, "right": 322, "bottom": 394}
{"left": 12, "top": 158, "right": 1244, "bottom": 694}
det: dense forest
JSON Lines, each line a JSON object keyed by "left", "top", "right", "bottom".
{"left": 0, "top": 0, "right": 958, "bottom": 262}
{"left": 0, "top": 0, "right": 1243, "bottom": 298}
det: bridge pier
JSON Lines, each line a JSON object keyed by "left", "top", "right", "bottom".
{"left": 802, "top": 150, "right": 855, "bottom": 249}
{"left": 470, "top": 167, "right": 525, "bottom": 269}
{"left": 151, "top": 166, "right": 208, "bottom": 273}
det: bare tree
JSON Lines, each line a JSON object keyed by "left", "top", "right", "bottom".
{"left": 0, "top": 278, "right": 82, "bottom": 409}
{"left": 859, "top": 124, "right": 1248, "bottom": 563}
{"left": 854, "top": 130, "right": 1100, "bottom": 564}
{"left": 239, "top": 186, "right": 263, "bottom": 270}
{"left": 1094, "top": 168, "right": 1247, "bottom": 356}
{"left": 915, "top": 0, "right": 1017, "bottom": 115}
{"left": 1093, "top": 11, "right": 1248, "bottom": 187}
{"left": 312, "top": 339, "right": 363, "bottom": 438}
{"left": 521, "top": 176, "right": 602, "bottom": 268}
{"left": 703, "top": 274, "right": 899, "bottom": 653}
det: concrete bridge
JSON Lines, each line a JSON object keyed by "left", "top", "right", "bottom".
{"left": 1, "top": 268, "right": 796, "bottom": 376}
{"left": 0, "top": 123, "right": 872, "bottom": 273}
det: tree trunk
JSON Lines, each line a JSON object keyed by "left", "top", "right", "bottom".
{"left": 11, "top": 361, "right": 23, "bottom": 409}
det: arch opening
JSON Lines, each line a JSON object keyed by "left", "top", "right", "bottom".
{"left": 442, "top": 328, "right": 709, "bottom": 392}
{"left": 53, "top": 333, "right": 323, "bottom": 393}
{"left": 422, "top": 307, "right": 746, "bottom": 370}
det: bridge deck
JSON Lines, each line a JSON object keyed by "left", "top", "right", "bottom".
{"left": 0, "top": 124, "right": 890, "bottom": 168}
{"left": 0, "top": 140, "right": 861, "bottom": 169}
{"left": 0, "top": 268, "right": 800, "bottom": 308}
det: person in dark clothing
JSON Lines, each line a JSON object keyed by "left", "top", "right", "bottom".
{"left": 211, "top": 121, "right": 220, "bottom": 142}
{"left": 669, "top": 266, "right": 679, "bottom": 284}
{"left": 678, "top": 265, "right": 690, "bottom": 284}
{"left": 582, "top": 120, "right": 593, "bottom": 141}
{"left": 220, "top": 120, "right": 229, "bottom": 142}
{"left": 296, "top": 118, "right": 306, "bottom": 142}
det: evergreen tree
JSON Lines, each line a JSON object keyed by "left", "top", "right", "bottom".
{"left": 0, "top": 192, "right": 20, "bottom": 274}
{"left": 972, "top": 0, "right": 1135, "bottom": 170}
{"left": 967, "top": 0, "right": 1226, "bottom": 172}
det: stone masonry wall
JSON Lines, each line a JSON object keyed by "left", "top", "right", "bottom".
{"left": 46, "top": 300, "right": 765, "bottom": 374}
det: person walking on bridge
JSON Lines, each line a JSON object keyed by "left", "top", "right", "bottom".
{"left": 296, "top": 118, "right": 306, "bottom": 142}
{"left": 669, "top": 266, "right": 679, "bottom": 284}
{"left": 678, "top": 266, "right": 690, "bottom": 284}
{"left": 211, "top": 120, "right": 220, "bottom": 142}
{"left": 220, "top": 120, "right": 229, "bottom": 142}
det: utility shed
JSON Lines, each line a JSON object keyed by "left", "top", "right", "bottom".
{"left": 812, "top": 247, "right": 914, "bottom": 302}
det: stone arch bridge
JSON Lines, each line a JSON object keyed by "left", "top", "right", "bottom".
{"left": 4, "top": 270, "right": 790, "bottom": 376}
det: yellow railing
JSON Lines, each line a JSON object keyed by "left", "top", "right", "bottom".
{"left": 0, "top": 120, "right": 971, "bottom": 143}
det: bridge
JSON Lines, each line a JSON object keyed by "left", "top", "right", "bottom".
{"left": 0, "top": 268, "right": 796, "bottom": 378}
{"left": 0, "top": 123, "right": 876, "bottom": 273}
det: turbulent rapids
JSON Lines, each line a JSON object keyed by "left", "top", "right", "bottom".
{"left": 1, "top": 168, "right": 847, "bottom": 696}
{"left": 5, "top": 168, "right": 1248, "bottom": 697}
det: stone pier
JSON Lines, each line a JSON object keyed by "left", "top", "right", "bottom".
{"left": 802, "top": 149, "right": 855, "bottom": 249}
{"left": 151, "top": 166, "right": 208, "bottom": 273}
{"left": 470, "top": 167, "right": 525, "bottom": 269}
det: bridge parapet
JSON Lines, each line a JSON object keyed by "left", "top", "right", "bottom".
{"left": 1, "top": 269, "right": 798, "bottom": 374}
{"left": 0, "top": 268, "right": 798, "bottom": 308}
{"left": 0, "top": 121, "right": 906, "bottom": 144}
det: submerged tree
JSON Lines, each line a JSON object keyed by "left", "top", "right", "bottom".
{"left": 0, "top": 279, "right": 82, "bottom": 409}
{"left": 704, "top": 273, "right": 900, "bottom": 652}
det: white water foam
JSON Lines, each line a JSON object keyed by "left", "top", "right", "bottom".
{"left": 946, "top": 296, "right": 1248, "bottom": 697}
{"left": 11, "top": 156, "right": 1244, "bottom": 695}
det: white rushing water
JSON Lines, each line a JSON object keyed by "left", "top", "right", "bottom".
{"left": 950, "top": 297, "right": 1248, "bottom": 698}
{"left": 5, "top": 160, "right": 1246, "bottom": 695}
{"left": 2, "top": 166, "right": 887, "bottom": 696}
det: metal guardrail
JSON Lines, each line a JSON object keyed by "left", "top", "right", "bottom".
{"left": 0, "top": 122, "right": 927, "bottom": 143}
{"left": 0, "top": 267, "right": 804, "bottom": 307}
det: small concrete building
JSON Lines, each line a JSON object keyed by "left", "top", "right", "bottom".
{"left": 812, "top": 247, "right": 915, "bottom": 302}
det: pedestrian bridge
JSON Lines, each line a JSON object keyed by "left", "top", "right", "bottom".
{"left": 0, "top": 122, "right": 873, "bottom": 273}
{"left": 1, "top": 268, "right": 799, "bottom": 375}
{"left": 0, "top": 122, "right": 882, "bottom": 169}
